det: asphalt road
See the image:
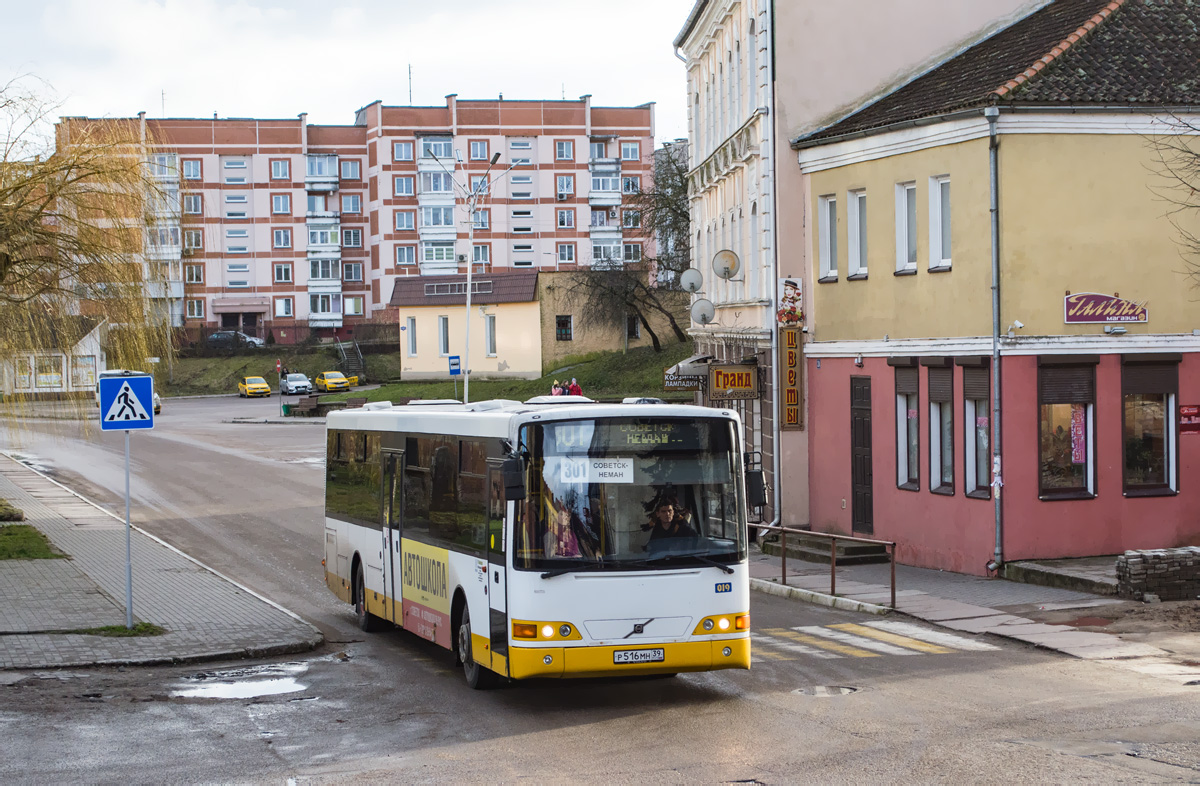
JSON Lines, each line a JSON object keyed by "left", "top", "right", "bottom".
{"left": 2, "top": 397, "right": 1198, "bottom": 782}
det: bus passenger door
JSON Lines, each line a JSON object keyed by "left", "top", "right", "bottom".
{"left": 381, "top": 449, "right": 404, "bottom": 625}
{"left": 487, "top": 463, "right": 508, "bottom": 676}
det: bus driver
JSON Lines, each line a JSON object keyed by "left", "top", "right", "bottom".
{"left": 642, "top": 494, "right": 697, "bottom": 546}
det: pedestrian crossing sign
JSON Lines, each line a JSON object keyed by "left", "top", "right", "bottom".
{"left": 99, "top": 374, "right": 155, "bottom": 431}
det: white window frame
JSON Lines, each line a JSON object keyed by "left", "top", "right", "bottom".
{"left": 555, "top": 140, "right": 573, "bottom": 161}
{"left": 557, "top": 209, "right": 574, "bottom": 228}
{"left": 438, "top": 315, "right": 450, "bottom": 356}
{"left": 223, "top": 159, "right": 246, "bottom": 169}
{"left": 818, "top": 194, "right": 837, "bottom": 280}
{"left": 393, "top": 142, "right": 413, "bottom": 162}
{"left": 226, "top": 246, "right": 248, "bottom": 255}
{"left": 186, "top": 299, "right": 204, "bottom": 318}
{"left": 227, "top": 279, "right": 249, "bottom": 288}
{"left": 929, "top": 175, "right": 951, "bottom": 270}
{"left": 509, "top": 140, "right": 532, "bottom": 150}
{"left": 273, "top": 228, "right": 291, "bottom": 248}
{"left": 590, "top": 141, "right": 607, "bottom": 159}
{"left": 623, "top": 243, "right": 642, "bottom": 262}
{"left": 622, "top": 210, "right": 641, "bottom": 229}
{"left": 964, "top": 396, "right": 990, "bottom": 497}
{"left": 395, "top": 210, "right": 415, "bottom": 231}
{"left": 406, "top": 317, "right": 418, "bottom": 356}
{"left": 308, "top": 228, "right": 337, "bottom": 246}
{"left": 472, "top": 210, "right": 489, "bottom": 229}
{"left": 341, "top": 194, "right": 361, "bottom": 214}
{"left": 420, "top": 172, "right": 453, "bottom": 193}
{"left": 930, "top": 398, "right": 954, "bottom": 494}
{"left": 342, "top": 228, "right": 362, "bottom": 248}
{"left": 185, "top": 264, "right": 203, "bottom": 283}
{"left": 557, "top": 243, "right": 575, "bottom": 263}
{"left": 183, "top": 229, "right": 203, "bottom": 250}
{"left": 182, "top": 159, "right": 201, "bottom": 180}
{"left": 343, "top": 262, "right": 363, "bottom": 282}
{"left": 896, "top": 390, "right": 920, "bottom": 488}
{"left": 224, "top": 194, "right": 247, "bottom": 204}
{"left": 423, "top": 242, "right": 455, "bottom": 262}
{"left": 310, "top": 259, "right": 340, "bottom": 279}
{"left": 847, "top": 189, "right": 867, "bottom": 277}
{"left": 274, "top": 297, "right": 293, "bottom": 318}
{"left": 272, "top": 194, "right": 291, "bottom": 214}
{"left": 421, "top": 138, "right": 453, "bottom": 159}
{"left": 344, "top": 295, "right": 365, "bottom": 317}
{"left": 895, "top": 182, "right": 917, "bottom": 273}
{"left": 309, "top": 293, "right": 342, "bottom": 315}
{"left": 340, "top": 159, "right": 360, "bottom": 179}
{"left": 592, "top": 175, "right": 620, "bottom": 192}
{"left": 469, "top": 140, "right": 488, "bottom": 161}
{"left": 470, "top": 175, "right": 488, "bottom": 195}
{"left": 271, "top": 159, "right": 289, "bottom": 180}
{"left": 473, "top": 244, "right": 489, "bottom": 264}
{"left": 421, "top": 206, "right": 455, "bottom": 227}
{"left": 557, "top": 175, "right": 574, "bottom": 195}
{"left": 621, "top": 142, "right": 639, "bottom": 161}
{"left": 396, "top": 246, "right": 415, "bottom": 266}
{"left": 274, "top": 263, "right": 292, "bottom": 283}
{"left": 307, "top": 194, "right": 326, "bottom": 213}
{"left": 622, "top": 176, "right": 641, "bottom": 194}
{"left": 183, "top": 194, "right": 202, "bottom": 215}
{"left": 394, "top": 176, "right": 414, "bottom": 196}
{"left": 485, "top": 314, "right": 497, "bottom": 356}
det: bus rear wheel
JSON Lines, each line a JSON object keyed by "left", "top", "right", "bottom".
{"left": 354, "top": 562, "right": 381, "bottom": 632}
{"left": 457, "top": 605, "right": 497, "bottom": 690}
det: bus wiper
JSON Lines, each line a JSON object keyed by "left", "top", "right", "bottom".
{"left": 642, "top": 553, "right": 735, "bottom": 574}
{"left": 540, "top": 557, "right": 604, "bottom": 579}
{"left": 540, "top": 568, "right": 573, "bottom": 579}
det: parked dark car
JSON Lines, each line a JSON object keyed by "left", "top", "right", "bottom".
{"left": 207, "top": 330, "right": 265, "bottom": 349}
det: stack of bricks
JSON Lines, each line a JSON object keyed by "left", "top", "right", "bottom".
{"left": 1116, "top": 547, "right": 1200, "bottom": 601}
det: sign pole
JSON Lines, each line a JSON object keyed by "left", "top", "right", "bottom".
{"left": 124, "top": 429, "right": 133, "bottom": 629}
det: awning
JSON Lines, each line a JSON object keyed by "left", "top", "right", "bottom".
{"left": 667, "top": 354, "right": 713, "bottom": 377}
{"left": 211, "top": 297, "right": 269, "bottom": 314}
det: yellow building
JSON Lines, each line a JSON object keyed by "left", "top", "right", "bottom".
{"left": 791, "top": 0, "right": 1200, "bottom": 573}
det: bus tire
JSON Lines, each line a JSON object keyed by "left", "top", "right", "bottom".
{"left": 457, "top": 605, "right": 497, "bottom": 690}
{"left": 354, "top": 561, "right": 381, "bottom": 632}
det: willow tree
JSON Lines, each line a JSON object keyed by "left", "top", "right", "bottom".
{"left": 0, "top": 78, "right": 173, "bottom": 425}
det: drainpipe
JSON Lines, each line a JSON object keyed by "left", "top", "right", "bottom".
{"left": 764, "top": 0, "right": 782, "bottom": 533}
{"left": 985, "top": 105, "right": 1003, "bottom": 571}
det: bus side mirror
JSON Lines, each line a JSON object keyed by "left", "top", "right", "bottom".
{"left": 502, "top": 457, "right": 526, "bottom": 501}
{"left": 745, "top": 469, "right": 766, "bottom": 508}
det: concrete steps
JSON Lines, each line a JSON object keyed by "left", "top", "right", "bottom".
{"left": 760, "top": 533, "right": 891, "bottom": 566}
{"left": 1002, "top": 559, "right": 1118, "bottom": 596}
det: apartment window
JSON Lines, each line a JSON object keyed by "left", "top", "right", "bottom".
{"left": 310, "top": 293, "right": 342, "bottom": 314}
{"left": 472, "top": 209, "right": 489, "bottom": 229}
{"left": 622, "top": 210, "right": 641, "bottom": 228}
{"left": 557, "top": 175, "right": 574, "bottom": 195}
{"left": 306, "top": 155, "right": 336, "bottom": 177}
{"left": 182, "top": 160, "right": 201, "bottom": 180}
{"left": 394, "top": 176, "right": 414, "bottom": 196}
{"left": 557, "top": 209, "right": 574, "bottom": 228}
{"left": 185, "top": 264, "right": 203, "bottom": 283}
{"left": 225, "top": 194, "right": 247, "bottom": 204}
{"left": 593, "top": 240, "right": 620, "bottom": 264}
{"left": 340, "top": 159, "right": 360, "bottom": 180}
{"left": 227, "top": 280, "right": 249, "bottom": 288}
{"left": 225, "top": 176, "right": 246, "bottom": 185}
{"left": 226, "top": 263, "right": 249, "bottom": 273}
{"left": 307, "top": 194, "right": 326, "bottom": 213}
{"left": 557, "top": 243, "right": 575, "bottom": 263}
{"left": 556, "top": 315, "right": 573, "bottom": 341}
{"left": 895, "top": 182, "right": 917, "bottom": 272}
{"left": 895, "top": 363, "right": 919, "bottom": 490}
{"left": 273, "top": 228, "right": 292, "bottom": 248}
{"left": 183, "top": 229, "right": 202, "bottom": 250}
{"left": 224, "top": 159, "right": 246, "bottom": 169}
{"left": 438, "top": 315, "right": 450, "bottom": 355}
{"left": 272, "top": 194, "right": 291, "bottom": 214}
{"left": 627, "top": 315, "right": 641, "bottom": 340}
{"left": 396, "top": 246, "right": 415, "bottom": 266}
{"left": 513, "top": 226, "right": 533, "bottom": 234}
{"left": 555, "top": 141, "right": 574, "bottom": 160}
{"left": 393, "top": 141, "right": 414, "bottom": 162}
{"left": 273, "top": 297, "right": 292, "bottom": 318}
{"left": 512, "top": 191, "right": 532, "bottom": 200}
{"left": 148, "top": 226, "right": 181, "bottom": 248}
{"left": 623, "top": 243, "right": 642, "bottom": 262}
{"left": 421, "top": 206, "right": 454, "bottom": 227}
{"left": 395, "top": 210, "right": 415, "bottom": 231}
{"left": 423, "top": 241, "right": 455, "bottom": 262}
{"left": 848, "top": 190, "right": 867, "bottom": 277}
{"left": 226, "top": 247, "right": 248, "bottom": 255}
{"left": 818, "top": 195, "right": 837, "bottom": 280}
{"left": 274, "top": 263, "right": 292, "bottom": 283}
{"left": 470, "top": 175, "right": 488, "bottom": 195}
{"left": 473, "top": 245, "right": 489, "bottom": 264}
{"left": 512, "top": 210, "right": 532, "bottom": 219}
{"left": 591, "top": 209, "right": 609, "bottom": 227}
{"left": 485, "top": 314, "right": 497, "bottom": 356}
{"left": 590, "top": 141, "right": 606, "bottom": 159}
{"left": 470, "top": 140, "right": 488, "bottom": 161}
{"left": 308, "top": 228, "right": 337, "bottom": 245}
{"left": 622, "top": 176, "right": 641, "bottom": 194}
{"left": 341, "top": 194, "right": 361, "bottom": 214}
{"left": 225, "top": 228, "right": 248, "bottom": 239}
{"left": 271, "top": 159, "right": 289, "bottom": 180}
{"left": 406, "top": 317, "right": 417, "bottom": 356}
{"left": 510, "top": 175, "right": 532, "bottom": 185}
{"left": 343, "top": 262, "right": 363, "bottom": 282}
{"left": 1122, "top": 357, "right": 1180, "bottom": 494}
{"left": 509, "top": 140, "right": 532, "bottom": 150}
{"left": 186, "top": 299, "right": 204, "bottom": 318}
{"left": 345, "top": 296, "right": 365, "bottom": 316}
{"left": 592, "top": 175, "right": 620, "bottom": 192}
{"left": 421, "top": 138, "right": 453, "bottom": 159}
{"left": 420, "top": 172, "right": 454, "bottom": 193}
{"left": 183, "top": 194, "right": 202, "bottom": 215}
{"left": 621, "top": 142, "right": 640, "bottom": 161}
{"left": 1038, "top": 358, "right": 1098, "bottom": 499}
{"left": 310, "top": 259, "right": 340, "bottom": 279}
{"left": 928, "top": 364, "right": 954, "bottom": 495}
{"left": 930, "top": 176, "right": 951, "bottom": 270}
{"left": 342, "top": 228, "right": 362, "bottom": 248}
{"left": 963, "top": 362, "right": 991, "bottom": 499}
{"left": 514, "top": 157, "right": 532, "bottom": 166}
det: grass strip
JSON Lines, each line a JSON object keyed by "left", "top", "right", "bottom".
{"left": 0, "top": 524, "right": 64, "bottom": 559}
{"left": 0, "top": 498, "right": 25, "bottom": 522}
{"left": 62, "top": 622, "right": 167, "bottom": 637}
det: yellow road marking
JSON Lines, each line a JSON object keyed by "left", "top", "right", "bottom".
{"left": 761, "top": 627, "right": 879, "bottom": 658}
{"left": 829, "top": 623, "right": 955, "bottom": 654}
{"left": 753, "top": 648, "right": 791, "bottom": 661}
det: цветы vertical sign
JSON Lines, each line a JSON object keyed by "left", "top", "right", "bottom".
{"left": 779, "top": 327, "right": 804, "bottom": 430}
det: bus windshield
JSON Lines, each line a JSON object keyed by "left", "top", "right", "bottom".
{"left": 514, "top": 417, "right": 747, "bottom": 572}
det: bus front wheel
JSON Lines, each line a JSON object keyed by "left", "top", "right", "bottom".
{"left": 354, "top": 562, "right": 381, "bottom": 632}
{"left": 457, "top": 605, "right": 497, "bottom": 690}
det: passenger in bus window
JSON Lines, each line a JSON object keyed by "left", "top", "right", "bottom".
{"left": 545, "top": 501, "right": 581, "bottom": 558}
{"left": 642, "top": 494, "right": 697, "bottom": 545}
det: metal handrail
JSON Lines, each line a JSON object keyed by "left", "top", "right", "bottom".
{"left": 756, "top": 524, "right": 897, "bottom": 610}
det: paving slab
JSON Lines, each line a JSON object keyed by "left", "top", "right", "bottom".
{"left": 938, "top": 614, "right": 1025, "bottom": 633}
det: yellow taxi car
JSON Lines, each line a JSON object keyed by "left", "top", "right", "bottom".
{"left": 315, "top": 371, "right": 350, "bottom": 392}
{"left": 238, "top": 376, "right": 272, "bottom": 398}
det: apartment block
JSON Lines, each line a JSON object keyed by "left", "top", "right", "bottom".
{"left": 59, "top": 96, "right": 654, "bottom": 343}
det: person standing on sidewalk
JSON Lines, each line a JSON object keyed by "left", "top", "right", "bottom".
{"left": 568, "top": 378, "right": 582, "bottom": 396}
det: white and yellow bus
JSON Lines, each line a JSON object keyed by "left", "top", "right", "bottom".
{"left": 323, "top": 397, "right": 755, "bottom": 688}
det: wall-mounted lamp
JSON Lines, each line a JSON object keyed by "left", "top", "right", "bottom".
{"left": 1103, "top": 325, "right": 1127, "bottom": 335}
{"left": 854, "top": 354, "right": 864, "bottom": 368}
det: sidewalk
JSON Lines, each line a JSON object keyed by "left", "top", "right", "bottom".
{"left": 0, "top": 453, "right": 322, "bottom": 669}
{"left": 749, "top": 546, "right": 1200, "bottom": 686}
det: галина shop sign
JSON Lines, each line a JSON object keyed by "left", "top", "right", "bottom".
{"left": 1064, "top": 292, "right": 1147, "bottom": 324}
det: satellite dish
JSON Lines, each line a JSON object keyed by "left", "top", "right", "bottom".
{"left": 680, "top": 268, "right": 704, "bottom": 293}
{"left": 690, "top": 298, "right": 716, "bottom": 325}
{"left": 712, "top": 249, "right": 741, "bottom": 280}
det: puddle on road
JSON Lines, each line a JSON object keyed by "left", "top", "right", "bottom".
{"left": 9, "top": 453, "right": 54, "bottom": 475}
{"left": 171, "top": 661, "right": 310, "bottom": 700}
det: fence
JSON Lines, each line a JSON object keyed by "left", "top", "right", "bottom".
{"left": 756, "top": 524, "right": 897, "bottom": 609}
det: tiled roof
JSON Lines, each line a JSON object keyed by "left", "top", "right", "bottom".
{"left": 795, "top": 0, "right": 1200, "bottom": 147}
{"left": 388, "top": 271, "right": 539, "bottom": 308}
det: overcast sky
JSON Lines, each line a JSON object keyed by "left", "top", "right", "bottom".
{"left": 4, "top": 0, "right": 695, "bottom": 142}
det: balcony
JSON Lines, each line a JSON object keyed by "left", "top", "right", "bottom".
{"left": 306, "top": 210, "right": 340, "bottom": 221}
{"left": 305, "top": 155, "right": 339, "bottom": 192}
{"left": 307, "top": 312, "right": 343, "bottom": 328}
{"left": 588, "top": 189, "right": 621, "bottom": 207}
{"left": 307, "top": 277, "right": 342, "bottom": 295}
{"left": 143, "top": 280, "right": 185, "bottom": 300}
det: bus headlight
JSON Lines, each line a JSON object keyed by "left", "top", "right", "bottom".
{"left": 541, "top": 625, "right": 554, "bottom": 639}
{"left": 718, "top": 618, "right": 730, "bottom": 631}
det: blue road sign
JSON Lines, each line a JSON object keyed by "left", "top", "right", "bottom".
{"left": 448, "top": 355, "right": 461, "bottom": 376}
{"left": 99, "top": 374, "right": 155, "bottom": 431}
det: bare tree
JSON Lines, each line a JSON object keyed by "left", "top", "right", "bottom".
{"left": 1148, "top": 116, "right": 1200, "bottom": 288}
{"left": 557, "top": 140, "right": 691, "bottom": 352}
{"left": 0, "top": 77, "right": 173, "bottom": 419}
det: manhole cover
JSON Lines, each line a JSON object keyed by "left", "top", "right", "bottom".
{"left": 792, "top": 686, "right": 863, "bottom": 697}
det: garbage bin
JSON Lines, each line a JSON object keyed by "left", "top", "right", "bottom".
{"left": 281, "top": 404, "right": 292, "bottom": 416}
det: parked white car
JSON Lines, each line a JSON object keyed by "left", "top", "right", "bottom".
{"left": 280, "top": 373, "right": 312, "bottom": 395}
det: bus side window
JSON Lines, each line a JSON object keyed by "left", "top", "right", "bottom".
{"left": 488, "top": 468, "right": 505, "bottom": 555}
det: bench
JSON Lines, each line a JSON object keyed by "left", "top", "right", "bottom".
{"left": 290, "top": 396, "right": 320, "bottom": 416}
{"left": 345, "top": 397, "right": 367, "bottom": 409}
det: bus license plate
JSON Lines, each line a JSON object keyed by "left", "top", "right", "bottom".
{"left": 613, "top": 648, "right": 665, "bottom": 664}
